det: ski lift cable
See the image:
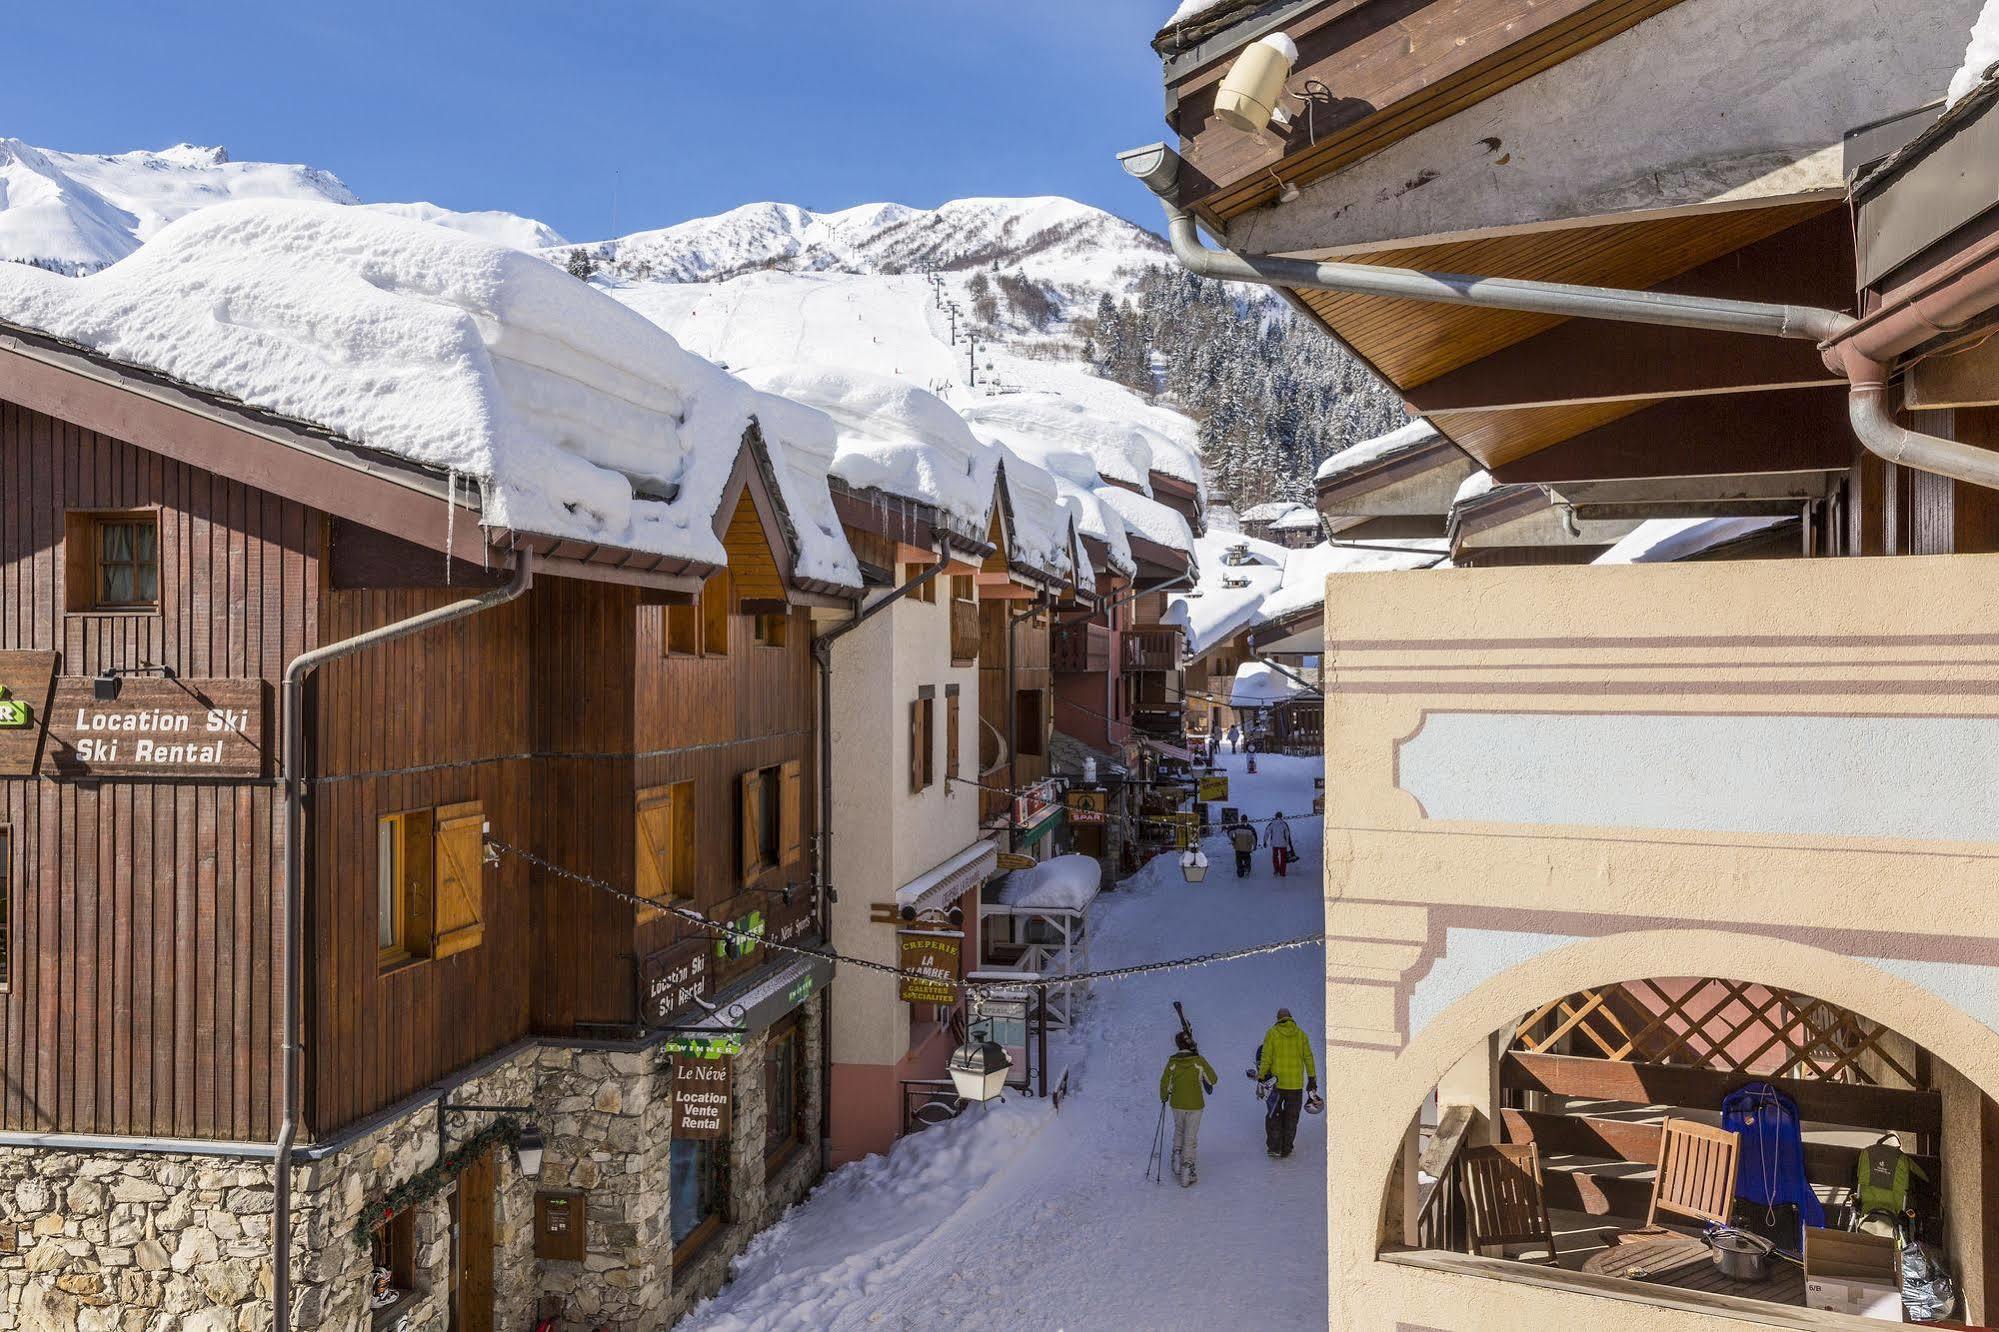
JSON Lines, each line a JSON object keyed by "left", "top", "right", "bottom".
{"left": 483, "top": 836, "right": 1324, "bottom": 995}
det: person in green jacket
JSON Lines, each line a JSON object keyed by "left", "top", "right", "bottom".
{"left": 1256, "top": 1007, "right": 1317, "bottom": 1158}
{"left": 1159, "top": 1031, "right": 1218, "bottom": 1186}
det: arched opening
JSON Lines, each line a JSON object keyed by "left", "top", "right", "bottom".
{"left": 1362, "top": 939, "right": 1999, "bottom": 1326}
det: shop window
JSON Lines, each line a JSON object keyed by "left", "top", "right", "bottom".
{"left": 945, "top": 686, "right": 961, "bottom": 783}
{"left": 369, "top": 1204, "right": 418, "bottom": 1308}
{"left": 1014, "top": 689, "right": 1046, "bottom": 757}
{"left": 65, "top": 509, "right": 160, "bottom": 612}
{"left": 753, "top": 611, "right": 788, "bottom": 648}
{"left": 635, "top": 781, "right": 695, "bottom": 920}
{"left": 670, "top": 1137, "right": 728, "bottom": 1257}
{"left": 702, "top": 569, "right": 733, "bottom": 656}
{"left": 739, "top": 761, "right": 801, "bottom": 882}
{"left": 763, "top": 1015, "right": 806, "bottom": 1165}
{"left": 377, "top": 801, "right": 486, "bottom": 970}
{"left": 909, "top": 689, "right": 936, "bottom": 793}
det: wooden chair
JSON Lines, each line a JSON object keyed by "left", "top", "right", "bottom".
{"left": 1647, "top": 1117, "right": 1740, "bottom": 1231}
{"left": 1459, "top": 1143, "right": 1561, "bottom": 1264}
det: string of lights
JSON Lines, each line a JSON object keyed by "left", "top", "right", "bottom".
{"left": 483, "top": 836, "right": 1324, "bottom": 995}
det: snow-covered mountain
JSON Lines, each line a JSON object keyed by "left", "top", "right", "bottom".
{"left": 0, "top": 139, "right": 564, "bottom": 274}
{"left": 574, "top": 197, "right": 1167, "bottom": 300}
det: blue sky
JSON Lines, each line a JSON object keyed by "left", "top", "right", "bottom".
{"left": 5, "top": 1, "right": 1178, "bottom": 240}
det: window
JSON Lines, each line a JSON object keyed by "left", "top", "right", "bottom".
{"left": 666, "top": 599, "right": 700, "bottom": 656}
{"left": 739, "top": 761, "right": 801, "bottom": 882}
{"left": 909, "top": 689, "right": 935, "bottom": 793}
{"left": 1014, "top": 689, "right": 1046, "bottom": 757}
{"left": 763, "top": 1015, "right": 806, "bottom": 1164}
{"left": 65, "top": 510, "right": 160, "bottom": 612}
{"left": 376, "top": 802, "right": 486, "bottom": 970}
{"left": 950, "top": 574, "right": 974, "bottom": 603}
{"left": 701, "top": 569, "right": 733, "bottom": 656}
{"left": 753, "top": 611, "right": 788, "bottom": 648}
{"left": 370, "top": 1206, "right": 419, "bottom": 1304}
{"left": 635, "top": 781, "right": 694, "bottom": 920}
{"left": 903, "top": 564, "right": 938, "bottom": 603}
{"left": 670, "top": 1137, "right": 727, "bottom": 1255}
{"left": 945, "top": 685, "right": 961, "bottom": 784}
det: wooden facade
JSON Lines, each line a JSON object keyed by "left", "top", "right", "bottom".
{"left": 0, "top": 358, "right": 838, "bottom": 1145}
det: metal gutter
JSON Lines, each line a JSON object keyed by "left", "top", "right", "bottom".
{"left": 272, "top": 551, "right": 534, "bottom": 1332}
{"left": 1120, "top": 142, "right": 1999, "bottom": 494}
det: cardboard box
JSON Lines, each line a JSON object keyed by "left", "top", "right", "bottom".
{"left": 1803, "top": 1227, "right": 1902, "bottom": 1322}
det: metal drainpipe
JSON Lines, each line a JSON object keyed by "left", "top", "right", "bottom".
{"left": 272, "top": 549, "right": 533, "bottom": 1332}
{"left": 807, "top": 540, "right": 952, "bottom": 1174}
{"left": 1119, "top": 143, "right": 1999, "bottom": 493}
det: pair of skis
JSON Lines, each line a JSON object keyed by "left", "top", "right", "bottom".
{"left": 1148, "top": 1002, "right": 1201, "bottom": 1188}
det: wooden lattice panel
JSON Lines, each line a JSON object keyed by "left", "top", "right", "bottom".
{"left": 1513, "top": 980, "right": 1918, "bottom": 1088}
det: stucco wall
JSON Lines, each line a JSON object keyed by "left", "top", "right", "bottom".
{"left": 1318, "top": 554, "right": 1999, "bottom": 1328}
{"left": 1231, "top": 0, "right": 1983, "bottom": 255}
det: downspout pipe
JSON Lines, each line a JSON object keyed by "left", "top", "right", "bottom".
{"left": 272, "top": 549, "right": 533, "bottom": 1332}
{"left": 808, "top": 540, "right": 952, "bottom": 1176}
{"left": 1119, "top": 143, "right": 1999, "bottom": 493}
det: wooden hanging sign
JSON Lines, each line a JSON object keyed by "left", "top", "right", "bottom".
{"left": 897, "top": 929, "right": 962, "bottom": 1005}
{"left": 43, "top": 678, "right": 267, "bottom": 779}
{"left": 0, "top": 653, "right": 57, "bottom": 777}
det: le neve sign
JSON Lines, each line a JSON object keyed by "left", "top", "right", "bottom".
{"left": 672, "top": 1055, "right": 732, "bottom": 1140}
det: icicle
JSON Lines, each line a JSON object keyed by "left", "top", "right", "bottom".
{"left": 444, "top": 470, "right": 458, "bottom": 586}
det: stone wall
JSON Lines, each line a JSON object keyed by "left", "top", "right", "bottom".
{"left": 0, "top": 989, "right": 826, "bottom": 1332}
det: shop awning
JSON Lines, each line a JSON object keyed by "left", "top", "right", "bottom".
{"left": 1142, "top": 736, "right": 1198, "bottom": 763}
{"left": 894, "top": 838, "right": 1000, "bottom": 916}
{"left": 683, "top": 949, "right": 836, "bottom": 1039}
{"left": 1015, "top": 806, "right": 1069, "bottom": 852}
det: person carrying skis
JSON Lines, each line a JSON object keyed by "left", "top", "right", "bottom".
{"left": 1228, "top": 817, "right": 1257, "bottom": 877}
{"left": 1256, "top": 1007, "right": 1317, "bottom": 1158}
{"left": 1264, "top": 811, "right": 1295, "bottom": 878}
{"left": 1158, "top": 1031, "right": 1218, "bottom": 1186}
{"left": 1226, "top": 722, "right": 1241, "bottom": 755}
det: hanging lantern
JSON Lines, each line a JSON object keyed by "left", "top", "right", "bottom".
{"left": 947, "top": 1037, "right": 1014, "bottom": 1103}
{"left": 1180, "top": 848, "right": 1209, "bottom": 884}
{"left": 513, "top": 1122, "right": 546, "bottom": 1178}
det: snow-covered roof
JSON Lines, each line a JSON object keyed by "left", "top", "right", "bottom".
{"left": 1230, "top": 661, "right": 1310, "bottom": 710}
{"left": 1315, "top": 418, "right": 1437, "bottom": 484}
{"left": 1950, "top": 0, "right": 1999, "bottom": 103}
{"left": 1163, "top": 531, "right": 1288, "bottom": 657}
{"left": 996, "top": 854, "right": 1102, "bottom": 912}
{"left": 987, "top": 430, "right": 1138, "bottom": 579}
{"left": 1096, "top": 484, "right": 1195, "bottom": 556}
{"left": 0, "top": 199, "right": 859, "bottom": 584}
{"left": 1272, "top": 508, "right": 1321, "bottom": 531}
{"left": 1593, "top": 517, "right": 1791, "bottom": 565}
{"left": 1453, "top": 470, "right": 1498, "bottom": 506}
{"left": 1255, "top": 539, "right": 1446, "bottom": 627}
{"left": 1238, "top": 501, "right": 1310, "bottom": 523}
{"left": 996, "top": 449, "right": 1077, "bottom": 582}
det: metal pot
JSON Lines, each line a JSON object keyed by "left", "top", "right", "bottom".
{"left": 1707, "top": 1227, "right": 1775, "bottom": 1281}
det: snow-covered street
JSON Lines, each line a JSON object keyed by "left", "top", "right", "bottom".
{"left": 681, "top": 750, "right": 1328, "bottom": 1332}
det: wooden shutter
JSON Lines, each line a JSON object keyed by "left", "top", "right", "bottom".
{"left": 909, "top": 700, "right": 925, "bottom": 793}
{"left": 703, "top": 570, "right": 732, "bottom": 656}
{"left": 635, "top": 786, "right": 675, "bottom": 918}
{"left": 946, "top": 692, "right": 961, "bottom": 782}
{"left": 739, "top": 770, "right": 763, "bottom": 882}
{"left": 431, "top": 802, "right": 486, "bottom": 958}
{"left": 671, "top": 780, "right": 696, "bottom": 898}
{"left": 779, "top": 760, "right": 803, "bottom": 866}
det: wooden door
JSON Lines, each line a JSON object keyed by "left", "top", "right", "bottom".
{"left": 453, "top": 1150, "right": 496, "bottom": 1332}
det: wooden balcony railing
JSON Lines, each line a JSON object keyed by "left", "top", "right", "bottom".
{"left": 1412, "top": 1104, "right": 1475, "bottom": 1252}
{"left": 950, "top": 598, "right": 982, "bottom": 665}
{"left": 1121, "top": 627, "right": 1183, "bottom": 673}
{"left": 1052, "top": 622, "right": 1110, "bottom": 674}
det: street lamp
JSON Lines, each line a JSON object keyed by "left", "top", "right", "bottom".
{"left": 947, "top": 1036, "right": 1013, "bottom": 1103}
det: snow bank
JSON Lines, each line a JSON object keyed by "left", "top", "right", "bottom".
{"left": 1316, "top": 418, "right": 1435, "bottom": 483}
{"left": 1593, "top": 516, "right": 1790, "bottom": 565}
{"left": 0, "top": 200, "right": 857, "bottom": 582}
{"left": 998, "top": 854, "right": 1103, "bottom": 911}
{"left": 1949, "top": 0, "right": 1999, "bottom": 104}
{"left": 361, "top": 200, "right": 566, "bottom": 251}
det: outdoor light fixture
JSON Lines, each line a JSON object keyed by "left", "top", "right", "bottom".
{"left": 92, "top": 663, "right": 177, "bottom": 702}
{"left": 1180, "top": 848, "right": 1209, "bottom": 884}
{"left": 947, "top": 1036, "right": 1013, "bottom": 1103}
{"left": 513, "top": 1122, "right": 546, "bottom": 1178}
{"left": 1214, "top": 32, "right": 1299, "bottom": 134}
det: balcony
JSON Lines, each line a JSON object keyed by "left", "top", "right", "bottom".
{"left": 950, "top": 597, "right": 981, "bottom": 666}
{"left": 1051, "top": 622, "right": 1110, "bottom": 674}
{"left": 1120, "top": 627, "right": 1182, "bottom": 674}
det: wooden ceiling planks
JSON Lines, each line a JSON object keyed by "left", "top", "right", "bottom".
{"left": 1295, "top": 201, "right": 1831, "bottom": 391}
{"left": 1176, "top": 0, "right": 1690, "bottom": 222}
{"left": 1433, "top": 398, "right": 1655, "bottom": 470}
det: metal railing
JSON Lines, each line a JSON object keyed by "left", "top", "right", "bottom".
{"left": 901, "top": 1078, "right": 965, "bottom": 1133}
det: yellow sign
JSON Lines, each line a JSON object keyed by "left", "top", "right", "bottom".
{"left": 996, "top": 852, "right": 1037, "bottom": 872}
{"left": 1172, "top": 812, "right": 1200, "bottom": 850}
{"left": 1197, "top": 775, "right": 1229, "bottom": 803}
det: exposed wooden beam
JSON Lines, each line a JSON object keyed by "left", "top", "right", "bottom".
{"left": 1488, "top": 388, "right": 1852, "bottom": 484}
